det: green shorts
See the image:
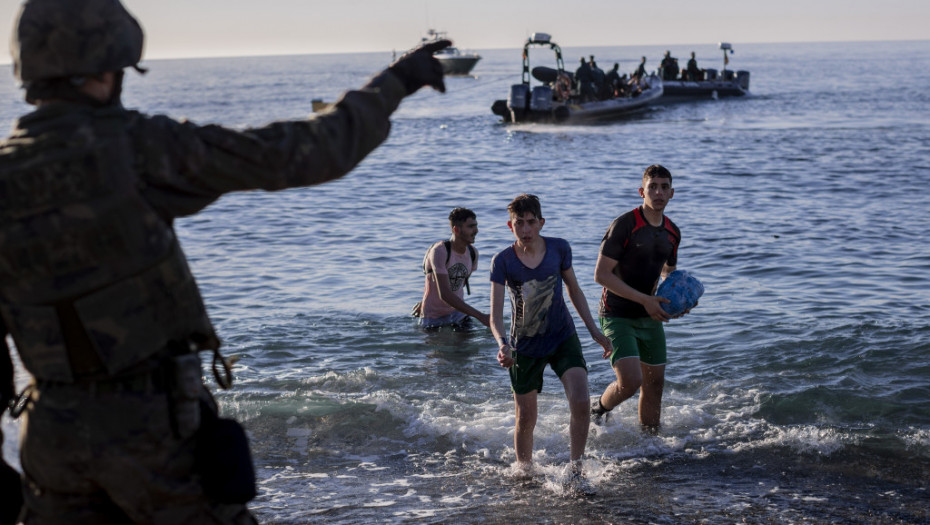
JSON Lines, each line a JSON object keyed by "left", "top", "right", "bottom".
{"left": 509, "top": 333, "right": 588, "bottom": 395}
{"left": 600, "top": 316, "right": 667, "bottom": 366}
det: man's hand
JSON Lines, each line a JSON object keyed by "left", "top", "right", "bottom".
{"left": 389, "top": 39, "right": 451, "bottom": 94}
{"left": 642, "top": 295, "right": 671, "bottom": 322}
{"left": 670, "top": 300, "right": 698, "bottom": 320}
{"left": 591, "top": 329, "right": 613, "bottom": 359}
{"left": 497, "top": 345, "right": 515, "bottom": 368}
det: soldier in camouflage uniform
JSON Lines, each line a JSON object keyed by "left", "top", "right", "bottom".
{"left": 0, "top": 0, "right": 449, "bottom": 522}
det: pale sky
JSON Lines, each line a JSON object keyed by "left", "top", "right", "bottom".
{"left": 1, "top": 0, "right": 928, "bottom": 62}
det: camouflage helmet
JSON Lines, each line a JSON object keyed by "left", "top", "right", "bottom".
{"left": 11, "top": 0, "right": 144, "bottom": 83}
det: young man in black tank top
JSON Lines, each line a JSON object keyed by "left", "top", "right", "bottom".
{"left": 591, "top": 165, "right": 689, "bottom": 431}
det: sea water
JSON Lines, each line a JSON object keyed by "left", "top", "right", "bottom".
{"left": 2, "top": 40, "right": 929, "bottom": 524}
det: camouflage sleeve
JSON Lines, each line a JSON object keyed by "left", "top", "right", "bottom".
{"left": 135, "top": 70, "right": 408, "bottom": 218}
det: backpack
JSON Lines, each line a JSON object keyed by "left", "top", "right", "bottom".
{"left": 422, "top": 240, "right": 477, "bottom": 295}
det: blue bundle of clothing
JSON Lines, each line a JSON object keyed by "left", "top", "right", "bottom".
{"left": 656, "top": 270, "right": 704, "bottom": 316}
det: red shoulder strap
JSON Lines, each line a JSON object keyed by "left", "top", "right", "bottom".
{"left": 632, "top": 207, "right": 647, "bottom": 233}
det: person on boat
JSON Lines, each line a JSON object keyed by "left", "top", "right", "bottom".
{"left": 589, "top": 55, "right": 606, "bottom": 99}
{"left": 574, "top": 57, "right": 595, "bottom": 102}
{"left": 633, "top": 56, "right": 648, "bottom": 79}
{"left": 553, "top": 71, "right": 573, "bottom": 102}
{"left": 413, "top": 208, "right": 490, "bottom": 330}
{"left": 590, "top": 165, "right": 693, "bottom": 432}
{"left": 0, "top": 0, "right": 450, "bottom": 522}
{"left": 618, "top": 73, "right": 630, "bottom": 96}
{"left": 627, "top": 74, "right": 647, "bottom": 97}
{"left": 489, "top": 194, "right": 612, "bottom": 490}
{"left": 660, "top": 50, "right": 678, "bottom": 81}
{"left": 605, "top": 63, "right": 626, "bottom": 97}
{"left": 685, "top": 51, "right": 703, "bottom": 81}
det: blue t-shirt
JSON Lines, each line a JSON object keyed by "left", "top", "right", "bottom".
{"left": 489, "top": 237, "right": 576, "bottom": 358}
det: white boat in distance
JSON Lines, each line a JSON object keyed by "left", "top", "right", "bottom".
{"left": 422, "top": 29, "right": 481, "bottom": 75}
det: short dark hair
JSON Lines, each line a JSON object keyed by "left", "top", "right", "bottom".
{"left": 507, "top": 193, "right": 542, "bottom": 220}
{"left": 643, "top": 164, "right": 672, "bottom": 184}
{"left": 448, "top": 207, "right": 476, "bottom": 228}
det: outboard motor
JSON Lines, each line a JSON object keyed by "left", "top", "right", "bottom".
{"left": 530, "top": 85, "right": 553, "bottom": 113}
{"left": 704, "top": 68, "right": 717, "bottom": 80}
{"left": 508, "top": 84, "right": 529, "bottom": 122}
{"left": 722, "top": 70, "right": 735, "bottom": 81}
{"left": 736, "top": 70, "right": 750, "bottom": 90}
{"left": 491, "top": 99, "right": 509, "bottom": 119}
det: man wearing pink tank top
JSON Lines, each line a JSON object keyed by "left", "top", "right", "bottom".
{"left": 415, "top": 208, "right": 490, "bottom": 329}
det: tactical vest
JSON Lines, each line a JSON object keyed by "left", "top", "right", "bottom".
{"left": 0, "top": 105, "right": 218, "bottom": 383}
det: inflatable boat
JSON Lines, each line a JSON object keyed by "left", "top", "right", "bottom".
{"left": 660, "top": 42, "right": 750, "bottom": 101}
{"left": 491, "top": 33, "right": 663, "bottom": 124}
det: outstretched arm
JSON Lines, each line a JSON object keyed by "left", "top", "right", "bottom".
{"left": 562, "top": 266, "right": 612, "bottom": 358}
{"left": 434, "top": 273, "right": 489, "bottom": 326}
{"left": 140, "top": 41, "right": 452, "bottom": 220}
{"left": 594, "top": 253, "right": 670, "bottom": 322}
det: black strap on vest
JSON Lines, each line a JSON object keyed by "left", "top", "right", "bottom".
{"left": 424, "top": 240, "right": 477, "bottom": 295}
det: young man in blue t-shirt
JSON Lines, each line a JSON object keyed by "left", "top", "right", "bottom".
{"left": 489, "top": 194, "right": 612, "bottom": 483}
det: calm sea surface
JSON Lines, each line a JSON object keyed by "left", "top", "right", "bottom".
{"left": 3, "top": 40, "right": 930, "bottom": 524}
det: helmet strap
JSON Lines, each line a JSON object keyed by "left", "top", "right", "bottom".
{"left": 25, "top": 71, "right": 125, "bottom": 108}
{"left": 107, "top": 70, "right": 125, "bottom": 107}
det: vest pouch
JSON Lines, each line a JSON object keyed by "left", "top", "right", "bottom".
{"left": 0, "top": 303, "right": 75, "bottom": 382}
{"left": 195, "top": 399, "right": 257, "bottom": 504}
{"left": 72, "top": 245, "right": 217, "bottom": 376}
{"left": 0, "top": 245, "right": 216, "bottom": 382}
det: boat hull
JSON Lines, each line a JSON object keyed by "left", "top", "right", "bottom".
{"left": 661, "top": 70, "right": 750, "bottom": 101}
{"left": 662, "top": 81, "right": 747, "bottom": 100}
{"left": 438, "top": 56, "right": 481, "bottom": 75}
{"left": 564, "top": 81, "right": 663, "bottom": 122}
{"left": 492, "top": 76, "right": 663, "bottom": 124}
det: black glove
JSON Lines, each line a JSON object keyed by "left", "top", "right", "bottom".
{"left": 389, "top": 39, "right": 451, "bottom": 95}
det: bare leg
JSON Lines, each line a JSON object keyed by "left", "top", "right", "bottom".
{"left": 638, "top": 363, "right": 666, "bottom": 430}
{"left": 559, "top": 367, "right": 590, "bottom": 461}
{"left": 513, "top": 391, "right": 538, "bottom": 465}
{"left": 599, "top": 357, "right": 643, "bottom": 410}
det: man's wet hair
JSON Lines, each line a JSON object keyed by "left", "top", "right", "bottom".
{"left": 507, "top": 193, "right": 542, "bottom": 220}
{"left": 643, "top": 164, "right": 672, "bottom": 184}
{"left": 448, "top": 207, "right": 476, "bottom": 228}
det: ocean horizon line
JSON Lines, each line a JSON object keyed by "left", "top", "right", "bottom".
{"left": 1, "top": 37, "right": 927, "bottom": 67}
